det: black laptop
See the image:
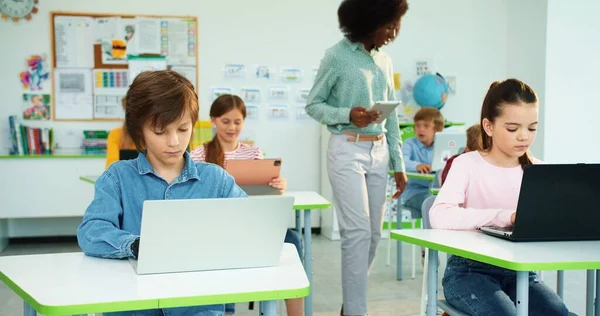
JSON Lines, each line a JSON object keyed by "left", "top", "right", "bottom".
{"left": 479, "top": 163, "right": 600, "bottom": 242}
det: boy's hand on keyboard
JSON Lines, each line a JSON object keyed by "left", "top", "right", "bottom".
{"left": 511, "top": 212, "right": 516, "bottom": 225}
{"left": 417, "top": 164, "right": 432, "bottom": 174}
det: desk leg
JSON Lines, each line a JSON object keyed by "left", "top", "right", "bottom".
{"left": 23, "top": 301, "right": 36, "bottom": 316}
{"left": 295, "top": 210, "right": 301, "bottom": 233}
{"left": 588, "top": 270, "right": 595, "bottom": 316}
{"left": 296, "top": 209, "right": 302, "bottom": 262}
{"left": 396, "top": 203, "right": 403, "bottom": 281}
{"left": 557, "top": 270, "right": 564, "bottom": 299}
{"left": 426, "top": 249, "right": 438, "bottom": 316}
{"left": 516, "top": 271, "right": 529, "bottom": 316}
{"left": 596, "top": 270, "right": 600, "bottom": 316}
{"left": 304, "top": 209, "right": 313, "bottom": 316}
{"left": 259, "top": 301, "right": 277, "bottom": 316}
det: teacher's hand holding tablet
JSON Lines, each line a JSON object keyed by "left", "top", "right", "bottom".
{"left": 350, "top": 106, "right": 381, "bottom": 127}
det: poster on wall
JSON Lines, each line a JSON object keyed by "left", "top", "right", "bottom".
{"left": 128, "top": 56, "right": 167, "bottom": 84}
{"left": 94, "top": 17, "right": 137, "bottom": 65}
{"left": 267, "top": 85, "right": 290, "bottom": 100}
{"left": 22, "top": 94, "right": 51, "bottom": 120}
{"left": 223, "top": 64, "right": 246, "bottom": 79}
{"left": 53, "top": 68, "right": 94, "bottom": 120}
{"left": 280, "top": 67, "right": 302, "bottom": 82}
{"left": 268, "top": 104, "right": 289, "bottom": 119}
{"left": 254, "top": 65, "right": 274, "bottom": 80}
{"left": 19, "top": 54, "right": 50, "bottom": 92}
{"left": 240, "top": 87, "right": 261, "bottom": 104}
{"left": 162, "top": 18, "right": 196, "bottom": 65}
{"left": 209, "top": 86, "right": 233, "bottom": 101}
{"left": 54, "top": 16, "right": 95, "bottom": 68}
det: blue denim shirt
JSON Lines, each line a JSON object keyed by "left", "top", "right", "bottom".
{"left": 77, "top": 151, "right": 247, "bottom": 259}
{"left": 402, "top": 136, "right": 434, "bottom": 201}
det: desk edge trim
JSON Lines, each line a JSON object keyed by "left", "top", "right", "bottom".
{"left": 390, "top": 231, "right": 600, "bottom": 271}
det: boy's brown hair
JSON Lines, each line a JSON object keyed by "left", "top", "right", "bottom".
{"left": 465, "top": 124, "right": 482, "bottom": 151}
{"left": 124, "top": 70, "right": 198, "bottom": 151}
{"left": 413, "top": 107, "right": 444, "bottom": 132}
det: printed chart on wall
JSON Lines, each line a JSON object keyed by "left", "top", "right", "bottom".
{"left": 51, "top": 12, "right": 198, "bottom": 121}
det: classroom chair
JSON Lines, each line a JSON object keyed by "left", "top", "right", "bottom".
{"left": 420, "top": 194, "right": 470, "bottom": 316}
{"left": 386, "top": 171, "right": 443, "bottom": 279}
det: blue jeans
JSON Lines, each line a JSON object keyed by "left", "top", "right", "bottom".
{"left": 443, "top": 255, "right": 568, "bottom": 316}
{"left": 224, "top": 228, "right": 304, "bottom": 314}
{"left": 104, "top": 304, "right": 225, "bottom": 316}
{"left": 404, "top": 192, "right": 428, "bottom": 219}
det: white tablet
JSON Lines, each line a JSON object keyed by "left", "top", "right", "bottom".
{"left": 370, "top": 101, "right": 400, "bottom": 123}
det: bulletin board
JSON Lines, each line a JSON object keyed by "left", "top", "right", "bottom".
{"left": 49, "top": 11, "right": 198, "bottom": 121}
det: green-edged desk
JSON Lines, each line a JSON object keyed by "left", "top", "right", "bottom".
{"left": 392, "top": 229, "right": 600, "bottom": 316}
{"left": 0, "top": 244, "right": 308, "bottom": 316}
{"left": 80, "top": 176, "right": 330, "bottom": 316}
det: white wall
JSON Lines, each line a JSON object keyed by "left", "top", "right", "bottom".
{"left": 544, "top": 0, "right": 600, "bottom": 163}
{"left": 1, "top": 0, "right": 509, "bottom": 228}
{"left": 506, "top": 0, "right": 548, "bottom": 159}
{"left": 392, "top": 0, "right": 508, "bottom": 127}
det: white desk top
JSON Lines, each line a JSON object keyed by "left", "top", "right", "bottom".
{"left": 80, "top": 175, "right": 330, "bottom": 210}
{"left": 284, "top": 191, "right": 331, "bottom": 210}
{"left": 391, "top": 229, "right": 600, "bottom": 271}
{"left": 0, "top": 244, "right": 309, "bottom": 315}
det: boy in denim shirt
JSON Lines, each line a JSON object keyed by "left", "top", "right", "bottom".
{"left": 77, "top": 70, "right": 245, "bottom": 316}
{"left": 401, "top": 107, "right": 444, "bottom": 217}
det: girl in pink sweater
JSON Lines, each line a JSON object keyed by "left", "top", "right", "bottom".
{"left": 430, "top": 79, "right": 568, "bottom": 315}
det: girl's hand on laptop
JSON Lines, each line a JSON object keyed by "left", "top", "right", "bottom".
{"left": 511, "top": 212, "right": 516, "bottom": 225}
{"left": 417, "top": 164, "right": 432, "bottom": 174}
{"left": 269, "top": 177, "right": 287, "bottom": 193}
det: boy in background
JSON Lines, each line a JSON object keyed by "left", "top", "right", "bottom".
{"left": 401, "top": 107, "right": 444, "bottom": 217}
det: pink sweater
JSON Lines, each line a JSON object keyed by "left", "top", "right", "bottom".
{"left": 430, "top": 151, "right": 540, "bottom": 230}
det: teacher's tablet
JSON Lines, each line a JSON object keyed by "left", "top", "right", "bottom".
{"left": 370, "top": 101, "right": 400, "bottom": 123}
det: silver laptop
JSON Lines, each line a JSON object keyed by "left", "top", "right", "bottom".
{"left": 130, "top": 195, "right": 294, "bottom": 275}
{"left": 431, "top": 132, "right": 467, "bottom": 171}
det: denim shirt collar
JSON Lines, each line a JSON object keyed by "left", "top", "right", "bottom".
{"left": 136, "top": 151, "right": 200, "bottom": 182}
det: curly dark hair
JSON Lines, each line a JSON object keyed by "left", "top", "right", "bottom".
{"left": 338, "top": 0, "right": 409, "bottom": 42}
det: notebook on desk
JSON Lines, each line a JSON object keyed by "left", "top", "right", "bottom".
{"left": 130, "top": 196, "right": 293, "bottom": 275}
{"left": 479, "top": 163, "right": 600, "bottom": 242}
{"left": 225, "top": 159, "right": 283, "bottom": 196}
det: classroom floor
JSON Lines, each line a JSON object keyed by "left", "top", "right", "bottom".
{"left": 0, "top": 234, "right": 590, "bottom": 316}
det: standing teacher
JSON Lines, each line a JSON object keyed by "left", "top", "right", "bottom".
{"left": 305, "top": 0, "right": 409, "bottom": 315}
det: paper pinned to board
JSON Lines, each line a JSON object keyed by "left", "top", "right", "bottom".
{"left": 133, "top": 17, "right": 161, "bottom": 55}
{"left": 53, "top": 68, "right": 94, "bottom": 120}
{"left": 162, "top": 18, "right": 196, "bottom": 65}
{"left": 169, "top": 66, "right": 197, "bottom": 90}
{"left": 94, "top": 17, "right": 137, "bottom": 65}
{"left": 54, "top": 16, "right": 95, "bottom": 68}
{"left": 92, "top": 69, "right": 129, "bottom": 119}
{"left": 128, "top": 55, "right": 167, "bottom": 84}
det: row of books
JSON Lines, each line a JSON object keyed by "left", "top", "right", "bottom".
{"left": 83, "top": 130, "right": 109, "bottom": 154}
{"left": 8, "top": 115, "right": 54, "bottom": 155}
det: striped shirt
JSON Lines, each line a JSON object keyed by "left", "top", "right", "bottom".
{"left": 190, "top": 142, "right": 264, "bottom": 162}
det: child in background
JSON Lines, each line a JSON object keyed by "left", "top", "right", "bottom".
{"left": 105, "top": 97, "right": 137, "bottom": 168}
{"left": 430, "top": 79, "right": 568, "bottom": 315}
{"left": 401, "top": 107, "right": 444, "bottom": 216}
{"left": 78, "top": 70, "right": 245, "bottom": 316}
{"left": 440, "top": 123, "right": 482, "bottom": 185}
{"left": 190, "top": 94, "right": 303, "bottom": 316}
